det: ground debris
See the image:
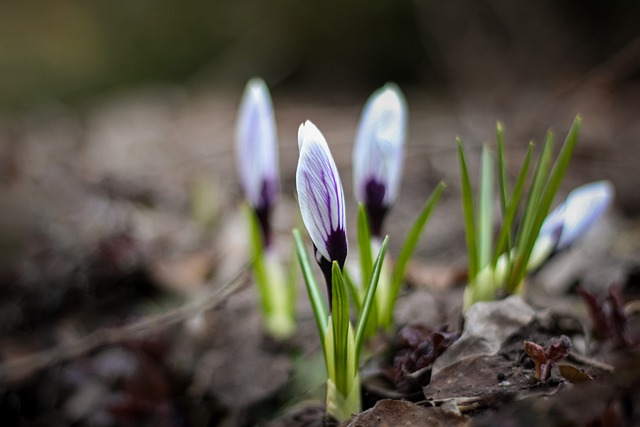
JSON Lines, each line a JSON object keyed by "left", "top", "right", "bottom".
{"left": 340, "top": 399, "right": 468, "bottom": 427}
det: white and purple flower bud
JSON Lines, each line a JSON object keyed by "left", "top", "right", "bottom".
{"left": 235, "top": 78, "right": 279, "bottom": 246}
{"left": 529, "top": 180, "right": 614, "bottom": 270}
{"left": 296, "top": 121, "right": 348, "bottom": 300}
{"left": 353, "top": 83, "right": 407, "bottom": 236}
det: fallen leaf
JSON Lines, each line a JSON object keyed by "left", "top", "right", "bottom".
{"left": 341, "top": 399, "right": 468, "bottom": 427}
{"left": 557, "top": 364, "right": 593, "bottom": 382}
{"left": 432, "top": 296, "right": 536, "bottom": 376}
{"left": 392, "top": 325, "right": 460, "bottom": 393}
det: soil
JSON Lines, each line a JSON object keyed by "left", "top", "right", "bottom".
{"left": 0, "top": 82, "right": 639, "bottom": 426}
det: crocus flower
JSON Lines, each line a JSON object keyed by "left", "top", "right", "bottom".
{"left": 353, "top": 83, "right": 407, "bottom": 236}
{"left": 296, "top": 121, "right": 348, "bottom": 300}
{"left": 235, "top": 77, "right": 279, "bottom": 246}
{"left": 529, "top": 180, "right": 614, "bottom": 270}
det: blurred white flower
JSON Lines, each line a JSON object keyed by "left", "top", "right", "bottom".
{"left": 235, "top": 78, "right": 279, "bottom": 245}
{"left": 352, "top": 83, "right": 407, "bottom": 235}
{"left": 529, "top": 180, "right": 614, "bottom": 269}
{"left": 235, "top": 77, "right": 279, "bottom": 212}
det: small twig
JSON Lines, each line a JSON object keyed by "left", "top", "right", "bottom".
{"left": 566, "top": 352, "right": 615, "bottom": 373}
{"left": 624, "top": 300, "right": 640, "bottom": 318}
{"left": 0, "top": 265, "right": 249, "bottom": 383}
{"left": 422, "top": 395, "right": 492, "bottom": 413}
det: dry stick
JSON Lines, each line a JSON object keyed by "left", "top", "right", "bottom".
{"left": 0, "top": 264, "right": 250, "bottom": 383}
{"left": 566, "top": 352, "right": 615, "bottom": 373}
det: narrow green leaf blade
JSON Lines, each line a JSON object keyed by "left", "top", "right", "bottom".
{"left": 496, "top": 122, "right": 509, "bottom": 213}
{"left": 511, "top": 116, "right": 581, "bottom": 289}
{"left": 457, "top": 139, "right": 478, "bottom": 280}
{"left": 515, "top": 132, "right": 554, "bottom": 256}
{"left": 246, "top": 206, "right": 272, "bottom": 314}
{"left": 478, "top": 145, "right": 494, "bottom": 269}
{"left": 384, "top": 181, "right": 445, "bottom": 327}
{"left": 293, "top": 229, "right": 328, "bottom": 339}
{"left": 331, "top": 262, "right": 351, "bottom": 396}
{"left": 343, "top": 267, "right": 362, "bottom": 312}
{"left": 355, "top": 236, "right": 389, "bottom": 361}
{"left": 286, "top": 237, "right": 299, "bottom": 319}
{"left": 493, "top": 142, "right": 533, "bottom": 266}
{"left": 357, "top": 204, "right": 373, "bottom": 290}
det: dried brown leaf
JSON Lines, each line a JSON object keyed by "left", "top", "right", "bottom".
{"left": 557, "top": 363, "right": 593, "bottom": 383}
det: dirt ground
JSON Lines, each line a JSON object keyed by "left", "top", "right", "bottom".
{"left": 0, "top": 80, "right": 639, "bottom": 426}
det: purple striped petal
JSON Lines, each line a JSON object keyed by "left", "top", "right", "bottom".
{"left": 296, "top": 121, "right": 347, "bottom": 270}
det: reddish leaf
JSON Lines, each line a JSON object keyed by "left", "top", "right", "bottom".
{"left": 392, "top": 324, "right": 460, "bottom": 394}
{"left": 545, "top": 335, "right": 572, "bottom": 362}
{"left": 523, "top": 341, "right": 547, "bottom": 380}
{"left": 524, "top": 336, "right": 573, "bottom": 381}
{"left": 608, "top": 286, "right": 634, "bottom": 348}
{"left": 577, "top": 286, "right": 609, "bottom": 339}
{"left": 578, "top": 285, "right": 635, "bottom": 349}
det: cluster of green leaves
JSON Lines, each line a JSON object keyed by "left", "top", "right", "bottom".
{"left": 246, "top": 207, "right": 297, "bottom": 339}
{"left": 293, "top": 229, "right": 388, "bottom": 421}
{"left": 458, "top": 116, "right": 581, "bottom": 310}
{"left": 354, "top": 181, "right": 446, "bottom": 334}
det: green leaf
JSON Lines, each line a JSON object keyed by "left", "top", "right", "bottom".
{"left": 325, "top": 365, "right": 360, "bottom": 421}
{"left": 493, "top": 142, "right": 533, "bottom": 268}
{"left": 355, "top": 236, "right": 389, "bottom": 361}
{"left": 496, "top": 123, "right": 513, "bottom": 257}
{"left": 514, "top": 131, "right": 554, "bottom": 263}
{"left": 357, "top": 204, "right": 373, "bottom": 289}
{"left": 382, "top": 181, "right": 445, "bottom": 328}
{"left": 246, "top": 206, "right": 272, "bottom": 315}
{"left": 331, "top": 262, "right": 351, "bottom": 397}
{"left": 324, "top": 317, "right": 336, "bottom": 386}
{"left": 286, "top": 238, "right": 299, "bottom": 319}
{"left": 511, "top": 116, "right": 581, "bottom": 289}
{"left": 342, "top": 268, "right": 362, "bottom": 312}
{"left": 357, "top": 204, "right": 381, "bottom": 339}
{"left": 478, "top": 145, "right": 494, "bottom": 270}
{"left": 457, "top": 139, "right": 478, "bottom": 281}
{"left": 496, "top": 122, "right": 509, "bottom": 213}
{"left": 293, "top": 229, "right": 328, "bottom": 341}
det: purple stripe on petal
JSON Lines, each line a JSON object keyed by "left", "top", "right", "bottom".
{"left": 254, "top": 179, "right": 277, "bottom": 247}
{"left": 314, "top": 226, "right": 347, "bottom": 307}
{"left": 296, "top": 121, "right": 347, "bottom": 264}
{"left": 365, "top": 178, "right": 389, "bottom": 236}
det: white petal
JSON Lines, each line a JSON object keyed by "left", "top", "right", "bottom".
{"left": 556, "top": 180, "right": 614, "bottom": 250}
{"left": 528, "top": 233, "right": 558, "bottom": 271}
{"left": 296, "top": 121, "right": 347, "bottom": 261}
{"left": 537, "top": 201, "right": 566, "bottom": 247}
{"left": 235, "top": 77, "right": 279, "bottom": 207}
{"left": 530, "top": 181, "right": 613, "bottom": 269}
{"left": 353, "top": 83, "right": 407, "bottom": 205}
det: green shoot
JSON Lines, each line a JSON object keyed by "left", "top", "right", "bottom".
{"left": 293, "top": 228, "right": 389, "bottom": 421}
{"left": 459, "top": 116, "right": 581, "bottom": 309}
{"left": 246, "top": 206, "right": 296, "bottom": 339}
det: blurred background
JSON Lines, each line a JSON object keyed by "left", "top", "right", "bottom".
{"left": 1, "top": 0, "right": 640, "bottom": 108}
